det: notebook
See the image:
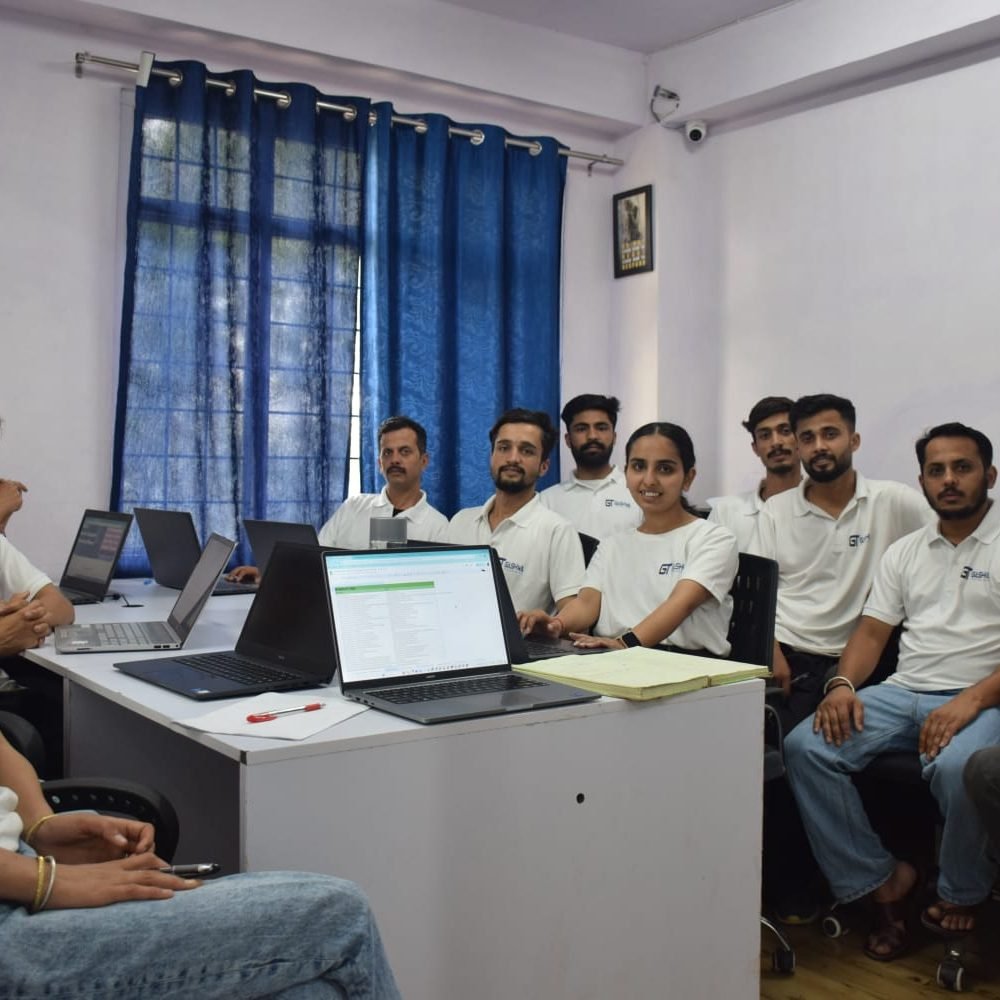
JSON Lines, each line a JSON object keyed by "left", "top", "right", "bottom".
{"left": 54, "top": 533, "right": 235, "bottom": 653}
{"left": 133, "top": 507, "right": 255, "bottom": 595}
{"left": 324, "top": 545, "right": 600, "bottom": 724}
{"left": 115, "top": 541, "right": 336, "bottom": 700}
{"left": 57, "top": 509, "right": 133, "bottom": 605}
{"left": 243, "top": 519, "right": 319, "bottom": 577}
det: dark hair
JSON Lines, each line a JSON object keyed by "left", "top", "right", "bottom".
{"left": 378, "top": 415, "right": 427, "bottom": 453}
{"left": 489, "top": 408, "right": 557, "bottom": 461}
{"left": 915, "top": 422, "right": 994, "bottom": 470}
{"left": 624, "top": 422, "right": 697, "bottom": 514}
{"left": 742, "top": 396, "right": 794, "bottom": 437}
{"left": 560, "top": 394, "right": 621, "bottom": 430}
{"left": 789, "top": 394, "right": 856, "bottom": 432}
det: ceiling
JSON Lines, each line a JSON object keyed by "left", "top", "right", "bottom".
{"left": 438, "top": 0, "right": 796, "bottom": 55}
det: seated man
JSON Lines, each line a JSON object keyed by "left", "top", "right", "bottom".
{"left": 0, "top": 730, "right": 400, "bottom": 998}
{"left": 448, "top": 408, "right": 584, "bottom": 613}
{"left": 786, "top": 422, "right": 1000, "bottom": 961}
{"left": 708, "top": 395, "right": 800, "bottom": 551}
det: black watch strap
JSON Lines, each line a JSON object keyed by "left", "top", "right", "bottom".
{"left": 619, "top": 630, "right": 642, "bottom": 648}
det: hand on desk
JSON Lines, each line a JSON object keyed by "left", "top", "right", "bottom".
{"left": 226, "top": 565, "right": 260, "bottom": 585}
{"left": 31, "top": 812, "right": 156, "bottom": 865}
{"left": 0, "top": 592, "right": 51, "bottom": 655}
{"left": 49, "top": 853, "right": 200, "bottom": 910}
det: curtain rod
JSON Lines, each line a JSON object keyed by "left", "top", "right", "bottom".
{"left": 75, "top": 51, "right": 624, "bottom": 168}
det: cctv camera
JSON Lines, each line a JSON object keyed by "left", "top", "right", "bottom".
{"left": 684, "top": 120, "right": 708, "bottom": 144}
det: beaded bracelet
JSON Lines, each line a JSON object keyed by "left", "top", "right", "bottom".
{"left": 24, "top": 813, "right": 56, "bottom": 847}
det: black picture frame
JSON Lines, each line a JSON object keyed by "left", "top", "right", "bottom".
{"left": 613, "top": 184, "right": 653, "bottom": 278}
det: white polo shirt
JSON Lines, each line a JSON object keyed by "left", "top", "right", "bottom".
{"left": 865, "top": 500, "right": 1000, "bottom": 692}
{"left": 447, "top": 495, "right": 585, "bottom": 612}
{"left": 584, "top": 520, "right": 738, "bottom": 655}
{"left": 317, "top": 488, "right": 448, "bottom": 549}
{"left": 0, "top": 534, "right": 52, "bottom": 600}
{"left": 752, "top": 474, "right": 930, "bottom": 656}
{"left": 708, "top": 488, "right": 765, "bottom": 552}
{"left": 538, "top": 466, "right": 642, "bottom": 541}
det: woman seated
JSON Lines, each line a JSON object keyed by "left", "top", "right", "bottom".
{"left": 0, "top": 731, "right": 400, "bottom": 999}
{"left": 519, "top": 422, "right": 738, "bottom": 654}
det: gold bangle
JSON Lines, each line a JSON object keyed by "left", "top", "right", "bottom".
{"left": 37, "top": 856, "right": 57, "bottom": 913}
{"left": 24, "top": 813, "right": 56, "bottom": 847}
{"left": 30, "top": 855, "right": 47, "bottom": 913}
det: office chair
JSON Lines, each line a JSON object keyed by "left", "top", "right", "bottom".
{"left": 725, "top": 554, "right": 796, "bottom": 972}
{"left": 0, "top": 709, "right": 180, "bottom": 862}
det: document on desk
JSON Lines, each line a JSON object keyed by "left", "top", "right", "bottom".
{"left": 176, "top": 692, "right": 368, "bottom": 740}
{"left": 514, "top": 646, "right": 770, "bottom": 701}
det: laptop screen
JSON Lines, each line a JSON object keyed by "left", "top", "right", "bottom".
{"left": 62, "top": 511, "right": 132, "bottom": 590}
{"left": 324, "top": 546, "right": 509, "bottom": 685}
{"left": 166, "top": 533, "right": 236, "bottom": 636}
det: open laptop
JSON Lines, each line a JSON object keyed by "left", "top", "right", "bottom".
{"left": 57, "top": 510, "right": 133, "bottom": 605}
{"left": 133, "top": 507, "right": 255, "bottom": 595}
{"left": 116, "top": 541, "right": 336, "bottom": 700}
{"left": 54, "top": 533, "right": 235, "bottom": 653}
{"left": 243, "top": 519, "right": 319, "bottom": 577}
{"left": 324, "top": 545, "right": 599, "bottom": 724}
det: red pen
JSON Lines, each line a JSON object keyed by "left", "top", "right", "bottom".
{"left": 246, "top": 702, "right": 325, "bottom": 723}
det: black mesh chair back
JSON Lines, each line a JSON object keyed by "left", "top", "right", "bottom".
{"left": 727, "top": 552, "right": 778, "bottom": 667}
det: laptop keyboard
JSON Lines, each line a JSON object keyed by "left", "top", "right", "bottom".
{"left": 96, "top": 621, "right": 174, "bottom": 645}
{"left": 174, "top": 651, "right": 300, "bottom": 686}
{"left": 374, "top": 673, "right": 545, "bottom": 705}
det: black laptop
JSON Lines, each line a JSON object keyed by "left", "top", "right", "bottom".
{"left": 324, "top": 545, "right": 599, "bottom": 724}
{"left": 116, "top": 541, "right": 336, "bottom": 700}
{"left": 133, "top": 507, "right": 255, "bottom": 595}
{"left": 243, "top": 519, "right": 319, "bottom": 577}
{"left": 58, "top": 509, "right": 133, "bottom": 605}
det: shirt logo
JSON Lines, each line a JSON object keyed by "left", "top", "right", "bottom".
{"left": 960, "top": 565, "right": 990, "bottom": 581}
{"left": 604, "top": 499, "right": 632, "bottom": 509}
{"left": 658, "top": 562, "right": 685, "bottom": 576}
{"left": 502, "top": 558, "right": 525, "bottom": 576}
{"left": 848, "top": 533, "right": 871, "bottom": 548}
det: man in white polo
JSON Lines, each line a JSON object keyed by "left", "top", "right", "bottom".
{"left": 318, "top": 415, "right": 448, "bottom": 548}
{"left": 448, "top": 408, "right": 584, "bottom": 613}
{"left": 708, "top": 395, "right": 800, "bottom": 551}
{"left": 539, "top": 394, "right": 641, "bottom": 541}
{"left": 752, "top": 393, "right": 929, "bottom": 726}
{"left": 787, "top": 422, "right": 1000, "bottom": 959}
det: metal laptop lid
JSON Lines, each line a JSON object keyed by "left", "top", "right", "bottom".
{"left": 59, "top": 509, "right": 132, "bottom": 599}
{"left": 324, "top": 545, "right": 510, "bottom": 693}
{"left": 133, "top": 507, "right": 202, "bottom": 588}
{"left": 164, "top": 533, "right": 237, "bottom": 642}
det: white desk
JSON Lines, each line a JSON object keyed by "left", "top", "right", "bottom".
{"left": 27, "top": 582, "right": 764, "bottom": 1000}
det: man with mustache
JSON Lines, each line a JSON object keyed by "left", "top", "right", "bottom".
{"left": 708, "top": 396, "right": 801, "bottom": 551}
{"left": 786, "top": 422, "right": 1000, "bottom": 960}
{"left": 752, "top": 394, "right": 928, "bottom": 728}
{"left": 538, "top": 394, "right": 641, "bottom": 540}
{"left": 448, "top": 408, "right": 584, "bottom": 613}
{"left": 317, "top": 416, "right": 448, "bottom": 549}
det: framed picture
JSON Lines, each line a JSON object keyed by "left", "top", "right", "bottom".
{"left": 613, "top": 185, "right": 653, "bottom": 278}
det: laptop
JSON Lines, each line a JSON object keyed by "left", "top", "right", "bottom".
{"left": 57, "top": 510, "right": 133, "bottom": 605}
{"left": 115, "top": 541, "right": 336, "bottom": 700}
{"left": 243, "top": 519, "right": 319, "bottom": 577}
{"left": 54, "top": 533, "right": 236, "bottom": 653}
{"left": 324, "top": 545, "right": 599, "bottom": 724}
{"left": 134, "top": 507, "right": 255, "bottom": 595}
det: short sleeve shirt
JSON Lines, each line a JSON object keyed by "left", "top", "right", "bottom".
{"left": 708, "top": 488, "right": 764, "bottom": 553}
{"left": 0, "top": 535, "right": 52, "bottom": 601}
{"left": 318, "top": 488, "right": 449, "bottom": 549}
{"left": 538, "top": 467, "right": 642, "bottom": 541}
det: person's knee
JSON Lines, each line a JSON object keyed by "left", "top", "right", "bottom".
{"left": 784, "top": 721, "right": 826, "bottom": 779}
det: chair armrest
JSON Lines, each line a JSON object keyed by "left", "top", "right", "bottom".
{"left": 0, "top": 709, "right": 46, "bottom": 773}
{"left": 42, "top": 778, "right": 180, "bottom": 863}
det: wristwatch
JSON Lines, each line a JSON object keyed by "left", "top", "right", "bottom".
{"left": 619, "top": 630, "right": 642, "bottom": 648}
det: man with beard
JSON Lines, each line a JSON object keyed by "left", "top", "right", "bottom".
{"left": 786, "top": 423, "right": 1000, "bottom": 960}
{"left": 448, "top": 408, "right": 584, "bottom": 612}
{"left": 708, "top": 396, "right": 801, "bottom": 550}
{"left": 539, "top": 394, "right": 641, "bottom": 540}
{"left": 752, "top": 394, "right": 928, "bottom": 726}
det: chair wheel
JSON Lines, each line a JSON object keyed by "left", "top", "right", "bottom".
{"left": 821, "top": 914, "right": 846, "bottom": 938}
{"left": 771, "top": 948, "right": 796, "bottom": 974}
{"left": 937, "top": 958, "right": 966, "bottom": 992}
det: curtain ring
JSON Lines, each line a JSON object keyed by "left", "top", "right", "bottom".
{"left": 470, "top": 129, "right": 485, "bottom": 146}
{"left": 276, "top": 90, "right": 292, "bottom": 109}
{"left": 529, "top": 141, "right": 542, "bottom": 156}
{"left": 168, "top": 71, "right": 183, "bottom": 87}
{"left": 342, "top": 107, "right": 357, "bottom": 122}
{"left": 223, "top": 80, "right": 236, "bottom": 98}
{"left": 414, "top": 120, "right": 428, "bottom": 135}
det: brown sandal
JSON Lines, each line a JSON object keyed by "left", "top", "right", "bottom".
{"left": 863, "top": 899, "right": 910, "bottom": 962}
{"left": 921, "top": 901, "right": 976, "bottom": 937}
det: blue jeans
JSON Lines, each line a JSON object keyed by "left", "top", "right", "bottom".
{"left": 0, "top": 870, "right": 401, "bottom": 999}
{"left": 784, "top": 683, "right": 1000, "bottom": 905}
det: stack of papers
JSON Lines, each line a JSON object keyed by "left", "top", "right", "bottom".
{"left": 515, "top": 646, "right": 769, "bottom": 701}
{"left": 176, "top": 692, "right": 367, "bottom": 740}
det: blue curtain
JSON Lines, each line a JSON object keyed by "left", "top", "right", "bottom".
{"left": 361, "top": 106, "right": 567, "bottom": 515}
{"left": 112, "top": 61, "right": 369, "bottom": 571}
